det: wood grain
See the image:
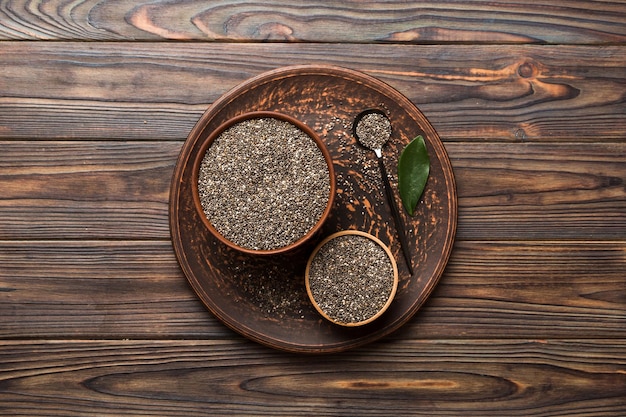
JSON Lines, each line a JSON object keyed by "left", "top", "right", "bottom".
{"left": 1, "top": 43, "right": 624, "bottom": 142}
{"left": 0, "top": 140, "right": 623, "bottom": 240}
{"left": 0, "top": 0, "right": 624, "bottom": 43}
{"left": 1, "top": 339, "right": 625, "bottom": 416}
{"left": 448, "top": 141, "right": 626, "bottom": 240}
{"left": 408, "top": 240, "right": 626, "bottom": 339}
{"left": 1, "top": 0, "right": 625, "bottom": 410}
{"left": 1, "top": 240, "right": 623, "bottom": 339}
{"left": 0, "top": 141, "right": 179, "bottom": 240}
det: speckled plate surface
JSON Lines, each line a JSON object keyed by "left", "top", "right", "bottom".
{"left": 169, "top": 65, "right": 457, "bottom": 353}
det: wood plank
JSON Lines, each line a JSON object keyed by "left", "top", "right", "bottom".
{"left": 0, "top": 1, "right": 624, "bottom": 44}
{"left": 401, "top": 240, "right": 626, "bottom": 339}
{"left": 448, "top": 141, "right": 626, "bottom": 240}
{"left": 1, "top": 339, "right": 625, "bottom": 416}
{"left": 0, "top": 141, "right": 179, "bottom": 240}
{"left": 1, "top": 42, "right": 624, "bottom": 141}
{"left": 1, "top": 140, "right": 623, "bottom": 240}
{"left": 1, "top": 240, "right": 623, "bottom": 339}
{"left": 0, "top": 241, "right": 218, "bottom": 339}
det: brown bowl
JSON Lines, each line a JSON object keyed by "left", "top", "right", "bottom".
{"left": 192, "top": 111, "right": 336, "bottom": 256}
{"left": 305, "top": 230, "right": 399, "bottom": 327}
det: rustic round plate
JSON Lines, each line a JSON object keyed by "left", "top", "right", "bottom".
{"left": 170, "top": 65, "right": 457, "bottom": 353}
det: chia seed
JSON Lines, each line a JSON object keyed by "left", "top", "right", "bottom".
{"left": 235, "top": 261, "right": 307, "bottom": 320}
{"left": 198, "top": 117, "right": 331, "bottom": 250}
{"left": 355, "top": 112, "right": 391, "bottom": 150}
{"left": 307, "top": 233, "right": 396, "bottom": 325}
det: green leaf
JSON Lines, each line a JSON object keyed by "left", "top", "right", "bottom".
{"left": 397, "top": 135, "right": 430, "bottom": 216}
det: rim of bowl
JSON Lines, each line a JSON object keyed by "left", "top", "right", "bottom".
{"left": 192, "top": 111, "right": 336, "bottom": 256}
{"left": 305, "top": 230, "right": 399, "bottom": 327}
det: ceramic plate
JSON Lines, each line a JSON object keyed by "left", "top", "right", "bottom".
{"left": 169, "top": 65, "right": 457, "bottom": 353}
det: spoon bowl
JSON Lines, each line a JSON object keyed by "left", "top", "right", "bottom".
{"left": 352, "top": 108, "right": 392, "bottom": 155}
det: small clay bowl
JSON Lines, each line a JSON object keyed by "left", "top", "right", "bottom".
{"left": 192, "top": 111, "right": 335, "bottom": 256}
{"left": 305, "top": 230, "right": 399, "bottom": 327}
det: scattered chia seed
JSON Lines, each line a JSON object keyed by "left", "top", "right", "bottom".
{"left": 355, "top": 112, "right": 391, "bottom": 151}
{"left": 234, "top": 261, "right": 307, "bottom": 320}
{"left": 198, "top": 117, "right": 330, "bottom": 250}
{"left": 307, "top": 233, "right": 396, "bottom": 325}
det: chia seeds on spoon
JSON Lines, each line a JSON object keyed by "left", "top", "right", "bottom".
{"left": 307, "top": 233, "right": 396, "bottom": 325}
{"left": 355, "top": 112, "right": 391, "bottom": 151}
{"left": 198, "top": 117, "right": 330, "bottom": 251}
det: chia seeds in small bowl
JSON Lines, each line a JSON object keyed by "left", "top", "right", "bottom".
{"left": 305, "top": 230, "right": 399, "bottom": 327}
{"left": 192, "top": 111, "right": 335, "bottom": 256}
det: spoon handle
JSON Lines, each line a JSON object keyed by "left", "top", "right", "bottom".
{"left": 378, "top": 156, "right": 414, "bottom": 276}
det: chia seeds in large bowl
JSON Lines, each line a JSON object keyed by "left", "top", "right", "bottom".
{"left": 192, "top": 111, "right": 335, "bottom": 255}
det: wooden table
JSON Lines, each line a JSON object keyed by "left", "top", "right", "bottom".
{"left": 1, "top": 2, "right": 625, "bottom": 415}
